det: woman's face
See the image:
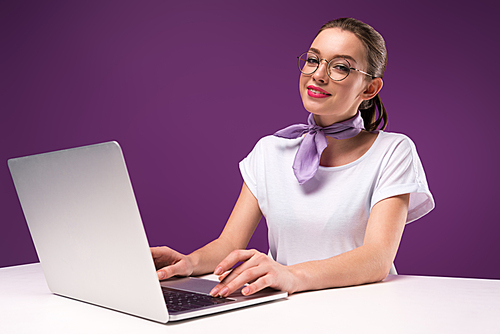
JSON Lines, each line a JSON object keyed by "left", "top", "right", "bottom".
{"left": 299, "top": 28, "right": 372, "bottom": 126}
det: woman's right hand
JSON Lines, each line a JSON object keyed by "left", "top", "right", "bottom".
{"left": 150, "top": 246, "right": 194, "bottom": 280}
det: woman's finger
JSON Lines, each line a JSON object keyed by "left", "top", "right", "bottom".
{"left": 211, "top": 263, "right": 269, "bottom": 297}
{"left": 211, "top": 250, "right": 264, "bottom": 290}
{"left": 218, "top": 271, "right": 231, "bottom": 281}
{"left": 150, "top": 246, "right": 181, "bottom": 269}
{"left": 157, "top": 257, "right": 193, "bottom": 280}
{"left": 241, "top": 275, "right": 273, "bottom": 296}
{"left": 214, "top": 249, "right": 257, "bottom": 275}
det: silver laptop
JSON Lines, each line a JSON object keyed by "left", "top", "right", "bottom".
{"left": 8, "top": 141, "right": 287, "bottom": 323}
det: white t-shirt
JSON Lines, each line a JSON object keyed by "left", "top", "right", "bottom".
{"left": 239, "top": 131, "right": 434, "bottom": 266}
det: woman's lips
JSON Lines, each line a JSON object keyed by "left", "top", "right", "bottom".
{"left": 307, "top": 85, "right": 331, "bottom": 98}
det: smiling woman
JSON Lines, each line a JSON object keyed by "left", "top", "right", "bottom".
{"left": 151, "top": 17, "right": 434, "bottom": 298}
{"left": 302, "top": 18, "right": 388, "bottom": 131}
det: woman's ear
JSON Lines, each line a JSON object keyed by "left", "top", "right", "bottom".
{"left": 361, "top": 78, "right": 383, "bottom": 101}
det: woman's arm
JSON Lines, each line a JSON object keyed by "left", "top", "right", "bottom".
{"left": 291, "top": 193, "right": 409, "bottom": 290}
{"left": 151, "top": 182, "right": 262, "bottom": 279}
{"left": 210, "top": 193, "right": 410, "bottom": 297}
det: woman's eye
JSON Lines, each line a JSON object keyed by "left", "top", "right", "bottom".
{"left": 331, "top": 64, "right": 349, "bottom": 72}
{"left": 306, "top": 57, "right": 319, "bottom": 65}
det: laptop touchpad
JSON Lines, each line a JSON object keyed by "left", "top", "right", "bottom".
{"left": 160, "top": 277, "right": 219, "bottom": 295}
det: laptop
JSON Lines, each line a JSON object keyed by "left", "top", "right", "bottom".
{"left": 7, "top": 141, "right": 287, "bottom": 323}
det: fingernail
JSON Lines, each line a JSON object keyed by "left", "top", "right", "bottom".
{"left": 220, "top": 287, "right": 229, "bottom": 297}
{"left": 157, "top": 271, "right": 165, "bottom": 280}
{"left": 210, "top": 287, "right": 219, "bottom": 297}
{"left": 242, "top": 287, "right": 250, "bottom": 295}
{"left": 214, "top": 266, "right": 223, "bottom": 275}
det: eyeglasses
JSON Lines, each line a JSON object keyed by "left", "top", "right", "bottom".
{"left": 297, "top": 52, "right": 373, "bottom": 81}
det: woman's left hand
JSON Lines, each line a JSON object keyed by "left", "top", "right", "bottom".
{"left": 209, "top": 249, "right": 298, "bottom": 297}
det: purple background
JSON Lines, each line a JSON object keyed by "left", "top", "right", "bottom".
{"left": 1, "top": 0, "right": 499, "bottom": 279}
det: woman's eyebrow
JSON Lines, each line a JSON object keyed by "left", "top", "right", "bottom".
{"left": 308, "top": 47, "right": 358, "bottom": 64}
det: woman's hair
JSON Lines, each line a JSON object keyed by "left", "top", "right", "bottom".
{"left": 317, "top": 18, "right": 388, "bottom": 131}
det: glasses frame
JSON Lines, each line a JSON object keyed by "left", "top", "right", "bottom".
{"left": 297, "top": 52, "right": 374, "bottom": 81}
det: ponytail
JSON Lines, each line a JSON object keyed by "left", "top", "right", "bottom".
{"left": 359, "top": 94, "right": 387, "bottom": 131}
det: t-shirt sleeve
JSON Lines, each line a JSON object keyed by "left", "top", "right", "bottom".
{"left": 239, "top": 139, "right": 261, "bottom": 200}
{"left": 371, "top": 136, "right": 435, "bottom": 223}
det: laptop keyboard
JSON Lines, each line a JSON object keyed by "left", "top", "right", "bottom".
{"left": 162, "top": 287, "right": 234, "bottom": 313}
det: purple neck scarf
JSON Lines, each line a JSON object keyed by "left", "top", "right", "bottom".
{"left": 273, "top": 112, "right": 365, "bottom": 185}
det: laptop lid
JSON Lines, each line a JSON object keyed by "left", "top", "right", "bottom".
{"left": 8, "top": 142, "right": 169, "bottom": 322}
{"left": 8, "top": 141, "right": 287, "bottom": 323}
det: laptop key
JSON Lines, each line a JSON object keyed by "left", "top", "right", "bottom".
{"left": 162, "top": 287, "right": 234, "bottom": 313}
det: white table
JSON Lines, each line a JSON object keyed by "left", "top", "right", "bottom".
{"left": 1, "top": 263, "right": 499, "bottom": 333}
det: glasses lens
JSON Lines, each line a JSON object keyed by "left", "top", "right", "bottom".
{"left": 328, "top": 58, "right": 351, "bottom": 81}
{"left": 298, "top": 52, "right": 319, "bottom": 74}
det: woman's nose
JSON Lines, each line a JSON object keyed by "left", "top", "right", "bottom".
{"left": 312, "top": 60, "right": 329, "bottom": 83}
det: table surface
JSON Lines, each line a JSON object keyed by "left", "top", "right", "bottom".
{"left": 2, "top": 263, "right": 500, "bottom": 334}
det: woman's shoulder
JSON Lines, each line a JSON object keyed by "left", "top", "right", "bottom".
{"left": 242, "top": 135, "right": 302, "bottom": 164}
{"left": 375, "top": 131, "right": 417, "bottom": 150}
{"left": 377, "top": 130, "right": 413, "bottom": 142}
{"left": 370, "top": 131, "right": 425, "bottom": 165}
{"left": 253, "top": 134, "right": 302, "bottom": 151}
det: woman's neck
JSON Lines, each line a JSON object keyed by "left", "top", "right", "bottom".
{"left": 313, "top": 110, "right": 358, "bottom": 127}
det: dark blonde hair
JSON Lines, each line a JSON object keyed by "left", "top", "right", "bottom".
{"left": 317, "top": 18, "right": 388, "bottom": 131}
